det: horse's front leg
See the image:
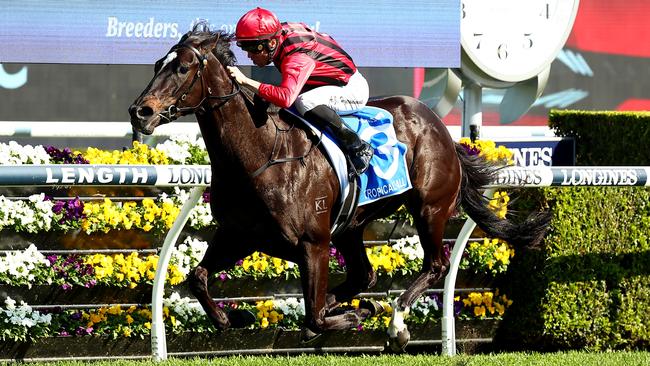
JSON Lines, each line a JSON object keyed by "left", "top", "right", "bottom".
{"left": 325, "top": 228, "right": 384, "bottom": 319}
{"left": 299, "top": 239, "right": 363, "bottom": 343}
{"left": 187, "top": 228, "right": 254, "bottom": 330}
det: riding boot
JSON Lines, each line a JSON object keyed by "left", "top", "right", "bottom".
{"left": 304, "top": 105, "right": 374, "bottom": 176}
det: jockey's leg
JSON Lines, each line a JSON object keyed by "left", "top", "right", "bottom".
{"left": 304, "top": 105, "right": 374, "bottom": 175}
{"left": 294, "top": 71, "right": 372, "bottom": 176}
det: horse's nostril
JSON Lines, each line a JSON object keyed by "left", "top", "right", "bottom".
{"left": 137, "top": 106, "right": 154, "bottom": 119}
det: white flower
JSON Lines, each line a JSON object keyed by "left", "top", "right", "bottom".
{"left": 164, "top": 291, "right": 206, "bottom": 324}
{"left": 0, "top": 297, "right": 51, "bottom": 330}
{"left": 0, "top": 194, "right": 54, "bottom": 233}
{"left": 189, "top": 203, "right": 213, "bottom": 228}
{"left": 4, "top": 297, "right": 16, "bottom": 310}
{"left": 274, "top": 297, "right": 305, "bottom": 320}
{"left": 170, "top": 236, "right": 208, "bottom": 277}
{"left": 155, "top": 134, "right": 207, "bottom": 164}
{"left": 411, "top": 295, "right": 439, "bottom": 318}
{"left": 393, "top": 235, "right": 424, "bottom": 261}
{"left": 167, "top": 188, "right": 214, "bottom": 229}
{"left": 0, "top": 141, "right": 50, "bottom": 165}
{"left": 0, "top": 244, "right": 51, "bottom": 287}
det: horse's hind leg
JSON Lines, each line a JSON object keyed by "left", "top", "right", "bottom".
{"left": 388, "top": 199, "right": 455, "bottom": 351}
{"left": 299, "top": 239, "right": 363, "bottom": 342}
{"left": 187, "top": 229, "right": 253, "bottom": 330}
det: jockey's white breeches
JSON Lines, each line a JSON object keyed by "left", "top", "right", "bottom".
{"left": 294, "top": 71, "right": 369, "bottom": 115}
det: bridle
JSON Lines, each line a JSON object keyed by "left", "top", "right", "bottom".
{"left": 157, "top": 43, "right": 241, "bottom": 123}
{"left": 152, "top": 40, "right": 319, "bottom": 180}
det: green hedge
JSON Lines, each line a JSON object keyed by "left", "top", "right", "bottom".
{"left": 549, "top": 110, "right": 650, "bottom": 165}
{"left": 495, "top": 110, "right": 650, "bottom": 350}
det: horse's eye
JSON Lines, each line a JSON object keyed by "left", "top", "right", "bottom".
{"left": 179, "top": 65, "right": 189, "bottom": 74}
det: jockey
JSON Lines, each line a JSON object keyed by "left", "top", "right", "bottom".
{"left": 227, "top": 7, "right": 374, "bottom": 176}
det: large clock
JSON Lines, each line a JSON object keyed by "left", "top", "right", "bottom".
{"left": 460, "top": 0, "right": 579, "bottom": 84}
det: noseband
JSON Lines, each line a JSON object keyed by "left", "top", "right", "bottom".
{"left": 158, "top": 43, "right": 241, "bottom": 123}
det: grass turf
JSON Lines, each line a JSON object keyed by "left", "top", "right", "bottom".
{"left": 22, "top": 351, "right": 650, "bottom": 366}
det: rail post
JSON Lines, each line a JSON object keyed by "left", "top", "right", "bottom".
{"left": 151, "top": 186, "right": 205, "bottom": 361}
{"left": 441, "top": 188, "right": 495, "bottom": 355}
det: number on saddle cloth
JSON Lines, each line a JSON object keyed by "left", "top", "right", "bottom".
{"left": 337, "top": 107, "right": 413, "bottom": 205}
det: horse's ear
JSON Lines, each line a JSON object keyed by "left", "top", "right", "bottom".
{"left": 202, "top": 40, "right": 219, "bottom": 54}
{"left": 179, "top": 32, "right": 191, "bottom": 43}
{"left": 153, "top": 58, "right": 163, "bottom": 74}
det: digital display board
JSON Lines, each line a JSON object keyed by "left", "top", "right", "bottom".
{"left": 0, "top": 0, "right": 459, "bottom": 67}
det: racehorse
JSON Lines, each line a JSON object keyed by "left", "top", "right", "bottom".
{"left": 129, "top": 23, "right": 550, "bottom": 351}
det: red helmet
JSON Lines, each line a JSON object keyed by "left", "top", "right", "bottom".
{"left": 235, "top": 7, "right": 281, "bottom": 41}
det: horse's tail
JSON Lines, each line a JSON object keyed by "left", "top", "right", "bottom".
{"left": 454, "top": 143, "right": 551, "bottom": 248}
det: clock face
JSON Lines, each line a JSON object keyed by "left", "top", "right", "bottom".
{"left": 461, "top": 0, "right": 579, "bottom": 82}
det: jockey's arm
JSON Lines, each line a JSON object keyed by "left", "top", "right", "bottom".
{"left": 227, "top": 66, "right": 261, "bottom": 92}
{"left": 228, "top": 54, "right": 315, "bottom": 109}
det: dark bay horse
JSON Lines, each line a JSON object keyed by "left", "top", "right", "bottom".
{"left": 129, "top": 25, "right": 549, "bottom": 350}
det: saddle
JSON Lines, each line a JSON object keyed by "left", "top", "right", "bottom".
{"left": 282, "top": 106, "right": 413, "bottom": 238}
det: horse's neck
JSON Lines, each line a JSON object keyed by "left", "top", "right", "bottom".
{"left": 197, "top": 91, "right": 276, "bottom": 176}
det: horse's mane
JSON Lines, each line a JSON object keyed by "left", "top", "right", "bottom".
{"left": 180, "top": 21, "right": 282, "bottom": 121}
{"left": 179, "top": 21, "right": 237, "bottom": 68}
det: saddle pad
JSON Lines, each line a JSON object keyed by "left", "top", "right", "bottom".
{"left": 288, "top": 106, "right": 412, "bottom": 206}
{"left": 342, "top": 106, "right": 412, "bottom": 205}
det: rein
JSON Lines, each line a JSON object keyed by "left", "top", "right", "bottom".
{"left": 157, "top": 44, "right": 241, "bottom": 123}
{"left": 251, "top": 117, "right": 322, "bottom": 178}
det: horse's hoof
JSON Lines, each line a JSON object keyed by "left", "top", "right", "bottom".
{"left": 227, "top": 309, "right": 256, "bottom": 328}
{"left": 388, "top": 328, "right": 410, "bottom": 352}
{"left": 359, "top": 299, "right": 385, "bottom": 317}
{"left": 327, "top": 306, "right": 347, "bottom": 317}
{"left": 300, "top": 327, "right": 323, "bottom": 345}
{"left": 355, "top": 307, "right": 372, "bottom": 319}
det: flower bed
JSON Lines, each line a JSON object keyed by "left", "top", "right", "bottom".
{"left": 0, "top": 136, "right": 516, "bottom": 356}
{"left": 0, "top": 189, "right": 215, "bottom": 240}
{"left": 0, "top": 235, "right": 514, "bottom": 343}
{"left": 0, "top": 236, "right": 509, "bottom": 291}
{"left": 0, "top": 290, "right": 510, "bottom": 342}
{"left": 0, "top": 319, "right": 500, "bottom": 360}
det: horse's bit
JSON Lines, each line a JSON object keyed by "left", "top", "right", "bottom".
{"left": 157, "top": 43, "right": 241, "bottom": 123}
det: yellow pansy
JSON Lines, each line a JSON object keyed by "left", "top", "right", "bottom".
{"left": 89, "top": 313, "right": 102, "bottom": 324}
{"left": 468, "top": 292, "right": 483, "bottom": 306}
{"left": 474, "top": 305, "right": 486, "bottom": 317}
{"left": 494, "top": 302, "right": 505, "bottom": 316}
{"left": 107, "top": 305, "right": 122, "bottom": 315}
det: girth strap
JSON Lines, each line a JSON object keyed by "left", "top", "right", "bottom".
{"left": 330, "top": 175, "right": 361, "bottom": 238}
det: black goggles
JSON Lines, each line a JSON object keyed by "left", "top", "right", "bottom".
{"left": 236, "top": 40, "right": 267, "bottom": 54}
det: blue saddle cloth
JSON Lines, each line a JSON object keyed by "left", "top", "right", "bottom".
{"left": 339, "top": 106, "right": 412, "bottom": 205}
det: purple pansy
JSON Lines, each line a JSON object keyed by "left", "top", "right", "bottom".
{"left": 44, "top": 146, "right": 89, "bottom": 164}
